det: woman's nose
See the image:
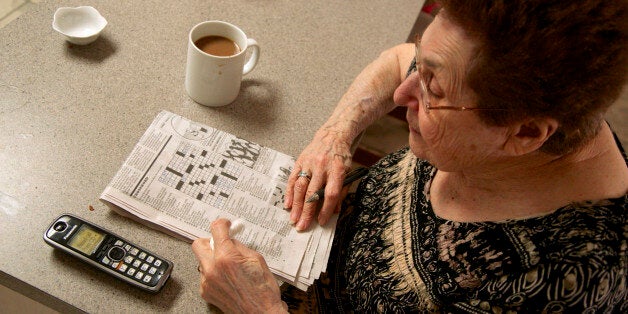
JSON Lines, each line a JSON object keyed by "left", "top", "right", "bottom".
{"left": 393, "top": 71, "right": 421, "bottom": 111}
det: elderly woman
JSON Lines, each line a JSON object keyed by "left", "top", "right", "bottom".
{"left": 192, "top": 0, "right": 627, "bottom": 312}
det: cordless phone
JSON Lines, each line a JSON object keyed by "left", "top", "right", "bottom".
{"left": 44, "top": 214, "right": 173, "bottom": 292}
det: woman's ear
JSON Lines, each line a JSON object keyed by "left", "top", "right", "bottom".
{"left": 503, "top": 118, "right": 559, "bottom": 156}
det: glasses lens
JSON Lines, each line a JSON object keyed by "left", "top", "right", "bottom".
{"left": 415, "top": 38, "right": 430, "bottom": 113}
{"left": 419, "top": 75, "right": 430, "bottom": 113}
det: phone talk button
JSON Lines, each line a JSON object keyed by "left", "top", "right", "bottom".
{"left": 108, "top": 246, "right": 126, "bottom": 261}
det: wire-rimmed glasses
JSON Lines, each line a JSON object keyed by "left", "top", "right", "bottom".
{"left": 414, "top": 37, "right": 507, "bottom": 113}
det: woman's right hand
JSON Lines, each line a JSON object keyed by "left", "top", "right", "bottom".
{"left": 284, "top": 125, "right": 353, "bottom": 231}
{"left": 192, "top": 219, "right": 288, "bottom": 313}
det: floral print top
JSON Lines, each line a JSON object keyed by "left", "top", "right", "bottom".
{"left": 282, "top": 136, "right": 627, "bottom": 313}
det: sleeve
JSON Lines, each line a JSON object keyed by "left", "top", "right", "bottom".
{"left": 406, "top": 57, "right": 417, "bottom": 78}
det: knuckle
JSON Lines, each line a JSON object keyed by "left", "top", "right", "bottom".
{"left": 325, "top": 189, "right": 340, "bottom": 200}
{"left": 335, "top": 163, "right": 350, "bottom": 173}
{"left": 319, "top": 204, "right": 335, "bottom": 216}
{"left": 192, "top": 238, "right": 202, "bottom": 247}
{"left": 192, "top": 238, "right": 208, "bottom": 250}
{"left": 313, "top": 155, "right": 327, "bottom": 167}
{"left": 294, "top": 181, "right": 308, "bottom": 193}
{"left": 300, "top": 207, "right": 316, "bottom": 220}
{"left": 213, "top": 256, "right": 230, "bottom": 271}
{"left": 210, "top": 218, "right": 228, "bottom": 229}
{"left": 251, "top": 251, "right": 264, "bottom": 261}
{"left": 201, "top": 266, "right": 220, "bottom": 284}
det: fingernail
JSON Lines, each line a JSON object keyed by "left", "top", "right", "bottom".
{"left": 296, "top": 220, "right": 306, "bottom": 231}
{"left": 318, "top": 216, "right": 328, "bottom": 226}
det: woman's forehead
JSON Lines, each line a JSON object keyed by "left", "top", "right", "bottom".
{"left": 420, "top": 15, "right": 475, "bottom": 72}
{"left": 420, "top": 15, "right": 477, "bottom": 97}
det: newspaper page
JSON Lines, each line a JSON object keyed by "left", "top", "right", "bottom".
{"left": 100, "top": 110, "right": 336, "bottom": 289}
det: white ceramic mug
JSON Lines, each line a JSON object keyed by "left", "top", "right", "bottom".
{"left": 185, "top": 21, "right": 260, "bottom": 107}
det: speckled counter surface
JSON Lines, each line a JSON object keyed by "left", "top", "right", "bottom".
{"left": 0, "top": 0, "right": 422, "bottom": 312}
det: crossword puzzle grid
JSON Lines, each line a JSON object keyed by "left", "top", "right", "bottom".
{"left": 159, "top": 143, "right": 241, "bottom": 209}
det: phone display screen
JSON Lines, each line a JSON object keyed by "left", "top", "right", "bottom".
{"left": 68, "top": 224, "right": 105, "bottom": 255}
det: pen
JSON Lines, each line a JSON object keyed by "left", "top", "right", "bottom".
{"left": 305, "top": 167, "right": 369, "bottom": 203}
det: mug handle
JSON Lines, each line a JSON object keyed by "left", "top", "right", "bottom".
{"left": 242, "top": 38, "right": 260, "bottom": 75}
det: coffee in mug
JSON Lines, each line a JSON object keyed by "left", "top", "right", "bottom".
{"left": 194, "top": 35, "right": 241, "bottom": 57}
{"left": 185, "top": 21, "right": 260, "bottom": 107}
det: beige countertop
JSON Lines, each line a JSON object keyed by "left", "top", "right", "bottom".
{"left": 0, "top": 0, "right": 422, "bottom": 312}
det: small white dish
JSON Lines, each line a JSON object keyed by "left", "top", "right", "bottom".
{"left": 52, "top": 6, "right": 107, "bottom": 45}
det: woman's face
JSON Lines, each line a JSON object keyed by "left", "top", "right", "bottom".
{"left": 394, "top": 14, "right": 510, "bottom": 172}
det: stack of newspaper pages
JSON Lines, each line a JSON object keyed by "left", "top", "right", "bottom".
{"left": 100, "top": 110, "right": 337, "bottom": 290}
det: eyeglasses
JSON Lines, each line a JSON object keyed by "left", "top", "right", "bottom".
{"left": 414, "top": 37, "right": 507, "bottom": 113}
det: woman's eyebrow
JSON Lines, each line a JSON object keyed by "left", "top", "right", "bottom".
{"left": 422, "top": 57, "right": 442, "bottom": 70}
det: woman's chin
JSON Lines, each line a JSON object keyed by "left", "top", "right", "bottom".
{"left": 408, "top": 134, "right": 426, "bottom": 159}
{"left": 408, "top": 128, "right": 422, "bottom": 144}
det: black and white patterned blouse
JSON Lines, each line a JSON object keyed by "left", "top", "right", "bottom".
{"left": 282, "top": 139, "right": 627, "bottom": 313}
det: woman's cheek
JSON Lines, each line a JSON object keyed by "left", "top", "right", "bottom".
{"left": 420, "top": 120, "right": 444, "bottom": 147}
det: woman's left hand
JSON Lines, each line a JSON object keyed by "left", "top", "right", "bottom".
{"left": 191, "top": 219, "right": 288, "bottom": 313}
{"left": 283, "top": 44, "right": 416, "bottom": 232}
{"left": 283, "top": 127, "right": 353, "bottom": 232}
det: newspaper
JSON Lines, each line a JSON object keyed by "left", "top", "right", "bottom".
{"left": 100, "top": 110, "right": 336, "bottom": 290}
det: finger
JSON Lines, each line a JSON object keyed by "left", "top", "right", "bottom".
{"left": 295, "top": 173, "right": 325, "bottom": 231}
{"left": 192, "top": 237, "right": 213, "bottom": 257}
{"left": 283, "top": 165, "right": 301, "bottom": 209}
{"left": 289, "top": 174, "right": 312, "bottom": 225}
{"left": 317, "top": 167, "right": 346, "bottom": 225}
{"left": 334, "top": 201, "right": 342, "bottom": 214}
{"left": 210, "top": 218, "right": 233, "bottom": 251}
{"left": 192, "top": 237, "right": 214, "bottom": 273}
{"left": 295, "top": 201, "right": 317, "bottom": 231}
{"left": 333, "top": 186, "right": 350, "bottom": 214}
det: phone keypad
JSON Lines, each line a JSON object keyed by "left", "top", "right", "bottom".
{"left": 98, "top": 238, "right": 168, "bottom": 286}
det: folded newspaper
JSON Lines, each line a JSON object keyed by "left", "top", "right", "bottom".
{"left": 100, "top": 110, "right": 337, "bottom": 290}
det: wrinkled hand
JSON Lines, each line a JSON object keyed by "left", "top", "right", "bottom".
{"left": 284, "top": 127, "right": 353, "bottom": 231}
{"left": 191, "top": 219, "right": 287, "bottom": 313}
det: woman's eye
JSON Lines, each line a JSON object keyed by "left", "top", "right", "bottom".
{"left": 425, "top": 74, "right": 443, "bottom": 99}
